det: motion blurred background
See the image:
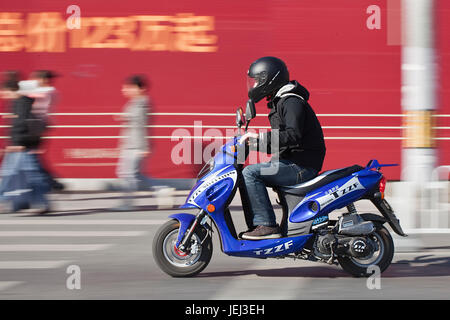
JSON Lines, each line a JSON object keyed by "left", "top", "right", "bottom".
{"left": 0, "top": 1, "right": 449, "bottom": 230}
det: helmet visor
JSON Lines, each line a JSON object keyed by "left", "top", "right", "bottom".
{"left": 246, "top": 76, "right": 258, "bottom": 92}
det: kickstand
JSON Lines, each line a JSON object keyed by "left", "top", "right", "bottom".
{"left": 327, "top": 241, "right": 336, "bottom": 265}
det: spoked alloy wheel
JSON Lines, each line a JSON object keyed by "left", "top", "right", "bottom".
{"left": 152, "top": 220, "right": 212, "bottom": 277}
{"left": 162, "top": 229, "right": 203, "bottom": 268}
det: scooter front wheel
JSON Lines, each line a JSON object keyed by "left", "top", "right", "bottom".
{"left": 152, "top": 219, "right": 212, "bottom": 277}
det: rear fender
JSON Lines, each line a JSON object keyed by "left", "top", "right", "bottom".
{"left": 360, "top": 213, "right": 387, "bottom": 224}
{"left": 369, "top": 198, "right": 407, "bottom": 237}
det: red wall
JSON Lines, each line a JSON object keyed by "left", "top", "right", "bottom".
{"left": 0, "top": 0, "right": 449, "bottom": 180}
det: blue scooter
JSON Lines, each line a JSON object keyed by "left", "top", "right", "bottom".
{"left": 152, "top": 100, "right": 407, "bottom": 277}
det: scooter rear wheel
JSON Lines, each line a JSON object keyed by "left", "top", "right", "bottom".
{"left": 152, "top": 219, "right": 212, "bottom": 277}
{"left": 337, "top": 224, "right": 394, "bottom": 277}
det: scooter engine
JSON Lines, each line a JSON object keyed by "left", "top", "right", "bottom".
{"left": 337, "top": 213, "right": 375, "bottom": 236}
{"left": 313, "top": 231, "right": 335, "bottom": 260}
{"left": 314, "top": 232, "right": 375, "bottom": 260}
{"left": 316, "top": 233, "right": 335, "bottom": 256}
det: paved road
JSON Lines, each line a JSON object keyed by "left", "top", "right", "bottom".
{"left": 0, "top": 192, "right": 449, "bottom": 300}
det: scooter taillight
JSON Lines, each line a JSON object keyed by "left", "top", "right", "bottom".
{"left": 379, "top": 176, "right": 386, "bottom": 199}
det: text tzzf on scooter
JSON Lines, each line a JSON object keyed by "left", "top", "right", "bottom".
{"left": 152, "top": 100, "right": 407, "bottom": 278}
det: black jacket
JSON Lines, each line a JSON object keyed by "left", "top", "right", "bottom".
{"left": 10, "top": 95, "right": 42, "bottom": 149}
{"left": 256, "top": 81, "right": 326, "bottom": 172}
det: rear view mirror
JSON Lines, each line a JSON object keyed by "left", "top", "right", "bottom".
{"left": 245, "top": 99, "right": 256, "bottom": 120}
{"left": 236, "top": 107, "right": 246, "bottom": 128}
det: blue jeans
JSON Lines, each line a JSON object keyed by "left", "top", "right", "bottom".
{"left": 242, "top": 159, "right": 318, "bottom": 227}
{"left": 0, "top": 151, "right": 50, "bottom": 210}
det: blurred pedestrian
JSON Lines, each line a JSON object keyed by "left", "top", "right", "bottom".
{"left": 21, "top": 70, "right": 59, "bottom": 123}
{"left": 18, "top": 70, "right": 65, "bottom": 191}
{"left": 0, "top": 71, "right": 51, "bottom": 214}
{"left": 112, "top": 74, "right": 151, "bottom": 211}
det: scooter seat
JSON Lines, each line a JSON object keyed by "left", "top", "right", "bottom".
{"left": 277, "top": 165, "right": 364, "bottom": 196}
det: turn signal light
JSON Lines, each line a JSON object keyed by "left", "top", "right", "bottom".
{"left": 379, "top": 176, "right": 386, "bottom": 199}
{"left": 207, "top": 204, "right": 215, "bottom": 212}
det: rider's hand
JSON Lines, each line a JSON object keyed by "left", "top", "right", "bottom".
{"left": 239, "top": 132, "right": 258, "bottom": 145}
{"left": 5, "top": 146, "right": 25, "bottom": 152}
{"left": 2, "top": 114, "right": 17, "bottom": 119}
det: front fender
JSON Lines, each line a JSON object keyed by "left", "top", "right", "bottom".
{"left": 169, "top": 213, "right": 196, "bottom": 245}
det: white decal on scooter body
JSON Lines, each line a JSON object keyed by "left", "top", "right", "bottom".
{"left": 253, "top": 240, "right": 294, "bottom": 256}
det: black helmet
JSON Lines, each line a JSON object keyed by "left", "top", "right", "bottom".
{"left": 247, "top": 56, "right": 289, "bottom": 103}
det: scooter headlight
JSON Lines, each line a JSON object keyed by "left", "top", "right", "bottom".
{"left": 197, "top": 158, "right": 215, "bottom": 181}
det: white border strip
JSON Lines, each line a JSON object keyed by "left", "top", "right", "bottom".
{"left": 0, "top": 125, "right": 412, "bottom": 129}
{"left": 0, "top": 125, "right": 429, "bottom": 129}
{"left": 1, "top": 113, "right": 450, "bottom": 117}
{"left": 404, "top": 228, "right": 450, "bottom": 234}
{"left": 0, "top": 261, "right": 72, "bottom": 269}
{"left": 0, "top": 135, "right": 411, "bottom": 140}
{"left": 0, "top": 244, "right": 113, "bottom": 251}
{"left": 0, "top": 281, "right": 23, "bottom": 291}
{"left": 0, "top": 231, "right": 147, "bottom": 237}
{"left": 0, "top": 219, "right": 167, "bottom": 225}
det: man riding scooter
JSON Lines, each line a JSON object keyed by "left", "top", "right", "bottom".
{"left": 239, "top": 56, "right": 327, "bottom": 240}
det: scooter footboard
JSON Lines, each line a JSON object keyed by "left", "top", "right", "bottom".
{"left": 225, "top": 234, "right": 314, "bottom": 258}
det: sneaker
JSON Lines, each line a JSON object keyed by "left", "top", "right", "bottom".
{"left": 104, "top": 182, "right": 122, "bottom": 192}
{"left": 238, "top": 227, "right": 255, "bottom": 239}
{"left": 25, "top": 204, "right": 51, "bottom": 215}
{"left": 51, "top": 181, "right": 65, "bottom": 191}
{"left": 241, "top": 225, "right": 282, "bottom": 240}
{"left": 0, "top": 201, "right": 13, "bottom": 214}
